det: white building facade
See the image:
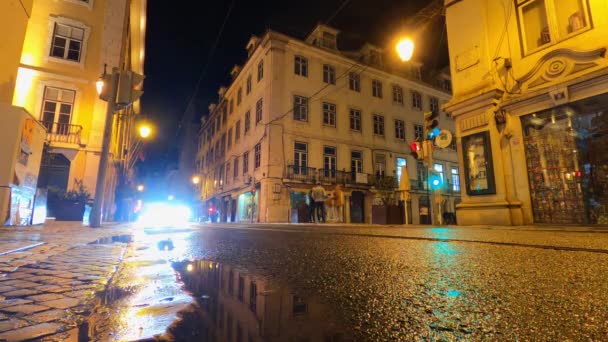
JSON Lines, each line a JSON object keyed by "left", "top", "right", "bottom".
{"left": 196, "top": 25, "right": 459, "bottom": 224}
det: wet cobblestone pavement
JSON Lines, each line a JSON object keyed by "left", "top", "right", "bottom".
{"left": 143, "top": 224, "right": 608, "bottom": 341}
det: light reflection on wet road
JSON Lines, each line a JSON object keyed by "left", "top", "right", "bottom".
{"left": 137, "top": 225, "right": 607, "bottom": 341}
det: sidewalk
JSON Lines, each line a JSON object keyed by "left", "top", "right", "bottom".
{"left": 0, "top": 221, "right": 136, "bottom": 341}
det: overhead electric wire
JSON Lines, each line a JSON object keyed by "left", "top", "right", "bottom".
{"left": 325, "top": 0, "right": 352, "bottom": 24}
{"left": 178, "top": 0, "right": 236, "bottom": 130}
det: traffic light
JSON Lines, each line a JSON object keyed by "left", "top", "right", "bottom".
{"left": 410, "top": 141, "right": 423, "bottom": 160}
{"left": 97, "top": 73, "right": 113, "bottom": 102}
{"left": 424, "top": 111, "right": 440, "bottom": 139}
{"left": 116, "top": 71, "right": 144, "bottom": 105}
{"left": 428, "top": 171, "right": 443, "bottom": 191}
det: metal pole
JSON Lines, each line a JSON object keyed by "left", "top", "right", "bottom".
{"left": 90, "top": 68, "right": 119, "bottom": 227}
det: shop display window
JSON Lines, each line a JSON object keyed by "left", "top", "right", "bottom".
{"left": 462, "top": 131, "right": 496, "bottom": 196}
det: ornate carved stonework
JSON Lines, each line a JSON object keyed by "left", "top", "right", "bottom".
{"left": 515, "top": 48, "right": 606, "bottom": 92}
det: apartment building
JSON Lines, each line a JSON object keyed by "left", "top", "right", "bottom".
{"left": 196, "top": 24, "right": 458, "bottom": 224}
{"left": 12, "top": 0, "right": 147, "bottom": 220}
{"left": 443, "top": 0, "right": 608, "bottom": 225}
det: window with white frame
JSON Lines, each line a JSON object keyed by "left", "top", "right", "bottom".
{"left": 294, "top": 142, "right": 308, "bottom": 174}
{"left": 243, "top": 151, "right": 249, "bottom": 174}
{"left": 50, "top": 23, "right": 85, "bottom": 62}
{"left": 322, "top": 102, "right": 336, "bottom": 127}
{"left": 373, "top": 114, "right": 384, "bottom": 136}
{"left": 349, "top": 108, "right": 361, "bottom": 131}
{"left": 254, "top": 143, "right": 261, "bottom": 169}
{"left": 411, "top": 90, "right": 422, "bottom": 110}
{"left": 375, "top": 153, "right": 386, "bottom": 177}
{"left": 323, "top": 146, "right": 336, "bottom": 177}
{"left": 323, "top": 64, "right": 336, "bottom": 84}
{"left": 41, "top": 86, "right": 76, "bottom": 134}
{"left": 294, "top": 56, "right": 308, "bottom": 76}
{"left": 451, "top": 167, "right": 460, "bottom": 192}
{"left": 395, "top": 119, "right": 405, "bottom": 140}
{"left": 429, "top": 96, "right": 439, "bottom": 112}
{"left": 349, "top": 72, "right": 360, "bottom": 92}
{"left": 392, "top": 85, "right": 404, "bottom": 104}
{"left": 293, "top": 95, "right": 308, "bottom": 121}
{"left": 434, "top": 163, "right": 444, "bottom": 182}
{"left": 372, "top": 80, "right": 383, "bottom": 98}
{"left": 414, "top": 124, "right": 424, "bottom": 139}
{"left": 516, "top": 0, "right": 591, "bottom": 55}
{"left": 255, "top": 98, "right": 263, "bottom": 125}
{"left": 257, "top": 60, "right": 263, "bottom": 81}
{"left": 351, "top": 151, "right": 363, "bottom": 174}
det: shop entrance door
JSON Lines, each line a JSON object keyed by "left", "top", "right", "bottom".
{"left": 350, "top": 191, "right": 364, "bottom": 223}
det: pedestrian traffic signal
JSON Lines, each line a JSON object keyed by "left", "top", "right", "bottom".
{"left": 410, "top": 141, "right": 423, "bottom": 160}
{"left": 116, "top": 71, "right": 144, "bottom": 105}
{"left": 424, "top": 111, "right": 440, "bottom": 138}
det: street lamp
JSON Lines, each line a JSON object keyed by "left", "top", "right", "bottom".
{"left": 137, "top": 184, "right": 144, "bottom": 192}
{"left": 95, "top": 78, "right": 104, "bottom": 95}
{"left": 396, "top": 38, "right": 415, "bottom": 62}
{"left": 138, "top": 124, "right": 151, "bottom": 138}
{"left": 192, "top": 175, "right": 200, "bottom": 185}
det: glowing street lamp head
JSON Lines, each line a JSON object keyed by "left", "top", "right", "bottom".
{"left": 138, "top": 124, "right": 151, "bottom": 138}
{"left": 96, "top": 79, "right": 104, "bottom": 95}
{"left": 136, "top": 184, "right": 144, "bottom": 192}
{"left": 396, "top": 38, "right": 415, "bottom": 62}
{"left": 192, "top": 175, "right": 200, "bottom": 185}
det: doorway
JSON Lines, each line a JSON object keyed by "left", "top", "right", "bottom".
{"left": 350, "top": 191, "right": 364, "bottom": 223}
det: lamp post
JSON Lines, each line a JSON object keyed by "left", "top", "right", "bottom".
{"left": 90, "top": 67, "right": 119, "bottom": 228}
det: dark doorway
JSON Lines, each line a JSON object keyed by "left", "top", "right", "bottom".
{"left": 419, "top": 196, "right": 431, "bottom": 224}
{"left": 230, "top": 198, "right": 237, "bottom": 222}
{"left": 38, "top": 152, "right": 70, "bottom": 191}
{"left": 350, "top": 191, "right": 364, "bottom": 223}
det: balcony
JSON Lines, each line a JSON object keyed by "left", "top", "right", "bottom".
{"left": 285, "top": 165, "right": 317, "bottom": 183}
{"left": 43, "top": 122, "right": 82, "bottom": 146}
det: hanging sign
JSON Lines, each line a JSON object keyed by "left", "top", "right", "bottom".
{"left": 435, "top": 130, "right": 453, "bottom": 148}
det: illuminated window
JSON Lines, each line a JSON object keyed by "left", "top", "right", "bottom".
{"left": 451, "top": 167, "right": 460, "bottom": 192}
{"left": 516, "top": 0, "right": 591, "bottom": 54}
{"left": 41, "top": 87, "right": 75, "bottom": 135}
{"left": 50, "top": 23, "right": 84, "bottom": 62}
{"left": 396, "top": 158, "right": 407, "bottom": 185}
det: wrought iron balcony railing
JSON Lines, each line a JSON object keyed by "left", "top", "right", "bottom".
{"left": 42, "top": 121, "right": 82, "bottom": 145}
{"left": 285, "top": 165, "right": 317, "bottom": 183}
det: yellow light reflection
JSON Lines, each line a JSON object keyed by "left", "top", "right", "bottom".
{"left": 13, "top": 67, "right": 36, "bottom": 108}
{"left": 186, "top": 264, "right": 194, "bottom": 272}
{"left": 396, "top": 38, "right": 415, "bottom": 62}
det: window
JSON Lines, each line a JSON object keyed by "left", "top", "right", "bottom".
{"left": 50, "top": 23, "right": 84, "bottom": 62}
{"left": 243, "top": 151, "right": 249, "bottom": 174}
{"left": 234, "top": 158, "right": 239, "bottom": 180}
{"left": 227, "top": 128, "right": 232, "bottom": 150}
{"left": 228, "top": 270, "right": 234, "bottom": 295}
{"left": 349, "top": 109, "right": 361, "bottom": 131}
{"left": 255, "top": 98, "right": 263, "bottom": 125}
{"left": 429, "top": 96, "right": 439, "bottom": 112}
{"left": 294, "top": 55, "right": 308, "bottom": 76}
{"left": 246, "top": 75, "right": 252, "bottom": 95}
{"left": 396, "top": 158, "right": 407, "bottom": 185}
{"left": 294, "top": 142, "right": 308, "bottom": 174}
{"left": 375, "top": 154, "right": 386, "bottom": 176}
{"left": 226, "top": 163, "right": 231, "bottom": 185}
{"left": 322, "top": 102, "right": 336, "bottom": 127}
{"left": 41, "top": 87, "right": 75, "bottom": 134}
{"left": 351, "top": 151, "right": 363, "bottom": 174}
{"left": 451, "top": 167, "right": 460, "bottom": 192}
{"left": 257, "top": 60, "right": 263, "bottom": 81}
{"left": 254, "top": 143, "right": 261, "bottom": 169}
{"left": 235, "top": 120, "right": 241, "bottom": 141}
{"left": 373, "top": 114, "right": 384, "bottom": 136}
{"left": 293, "top": 296, "right": 307, "bottom": 316}
{"left": 238, "top": 276, "right": 244, "bottom": 302}
{"left": 434, "top": 163, "right": 445, "bottom": 185}
{"left": 244, "top": 111, "right": 251, "bottom": 133}
{"left": 323, "top": 146, "right": 336, "bottom": 177}
{"left": 293, "top": 95, "right": 308, "bottom": 121}
{"left": 392, "top": 85, "right": 404, "bottom": 104}
{"left": 222, "top": 106, "right": 227, "bottom": 124}
{"left": 229, "top": 99, "right": 234, "bottom": 114}
{"left": 442, "top": 79, "right": 452, "bottom": 92}
{"left": 395, "top": 119, "right": 405, "bottom": 140}
{"left": 372, "top": 80, "right": 383, "bottom": 98}
{"left": 414, "top": 124, "right": 424, "bottom": 139}
{"left": 349, "top": 72, "right": 360, "bottom": 92}
{"left": 323, "top": 64, "right": 336, "bottom": 84}
{"left": 412, "top": 66, "right": 422, "bottom": 80}
{"left": 417, "top": 161, "right": 427, "bottom": 183}
{"left": 237, "top": 88, "right": 242, "bottom": 105}
{"left": 516, "top": 0, "right": 591, "bottom": 55}
{"left": 221, "top": 134, "right": 226, "bottom": 156}
{"left": 411, "top": 91, "right": 422, "bottom": 110}
{"left": 249, "top": 281, "right": 257, "bottom": 312}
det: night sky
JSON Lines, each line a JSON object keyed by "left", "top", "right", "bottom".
{"left": 139, "top": 0, "right": 448, "bottom": 176}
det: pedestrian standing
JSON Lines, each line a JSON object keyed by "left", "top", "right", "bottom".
{"left": 306, "top": 190, "right": 316, "bottom": 223}
{"left": 312, "top": 183, "right": 327, "bottom": 223}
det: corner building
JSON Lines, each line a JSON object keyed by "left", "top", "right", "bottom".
{"left": 443, "top": 0, "right": 608, "bottom": 225}
{"left": 196, "top": 25, "right": 459, "bottom": 223}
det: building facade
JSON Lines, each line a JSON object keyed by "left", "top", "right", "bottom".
{"left": 196, "top": 25, "right": 459, "bottom": 224}
{"left": 444, "top": 0, "right": 608, "bottom": 225}
{"left": 12, "top": 0, "right": 147, "bottom": 220}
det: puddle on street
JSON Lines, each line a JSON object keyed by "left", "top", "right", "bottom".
{"left": 166, "top": 259, "right": 352, "bottom": 342}
{"left": 88, "top": 234, "right": 133, "bottom": 244}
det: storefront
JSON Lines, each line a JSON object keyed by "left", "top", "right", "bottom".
{"left": 521, "top": 95, "right": 607, "bottom": 225}
{"left": 237, "top": 191, "right": 258, "bottom": 223}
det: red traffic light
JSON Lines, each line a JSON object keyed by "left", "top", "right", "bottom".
{"left": 575, "top": 171, "right": 582, "bottom": 177}
{"left": 410, "top": 142, "right": 421, "bottom": 152}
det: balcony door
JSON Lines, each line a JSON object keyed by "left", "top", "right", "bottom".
{"left": 41, "top": 86, "right": 75, "bottom": 135}
{"left": 323, "top": 146, "right": 336, "bottom": 177}
{"left": 294, "top": 142, "right": 308, "bottom": 175}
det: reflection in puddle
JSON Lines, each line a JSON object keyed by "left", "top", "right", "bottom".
{"left": 168, "top": 259, "right": 352, "bottom": 342}
{"left": 88, "top": 234, "right": 133, "bottom": 244}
